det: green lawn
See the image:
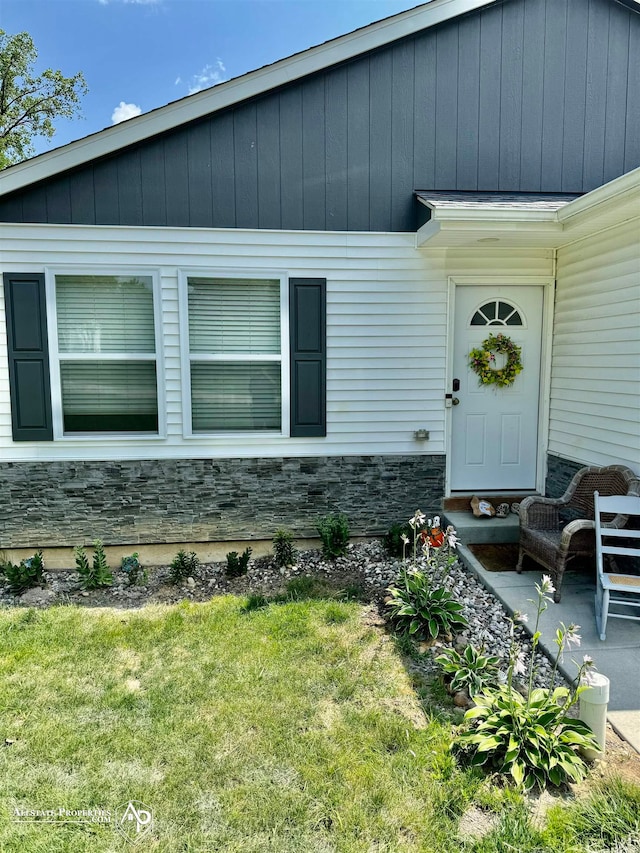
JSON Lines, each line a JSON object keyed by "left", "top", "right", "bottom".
{"left": 0, "top": 596, "right": 638, "bottom": 852}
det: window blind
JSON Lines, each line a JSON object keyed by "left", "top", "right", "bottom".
{"left": 60, "top": 361, "right": 158, "bottom": 432}
{"left": 56, "top": 275, "right": 155, "bottom": 353}
{"left": 191, "top": 362, "right": 281, "bottom": 431}
{"left": 188, "top": 279, "right": 280, "bottom": 354}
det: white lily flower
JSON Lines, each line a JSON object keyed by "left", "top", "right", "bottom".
{"left": 400, "top": 534, "right": 410, "bottom": 545}
{"left": 409, "top": 510, "right": 426, "bottom": 529}
{"left": 513, "top": 649, "right": 527, "bottom": 676}
{"left": 564, "top": 624, "right": 581, "bottom": 651}
{"left": 540, "top": 574, "right": 556, "bottom": 595}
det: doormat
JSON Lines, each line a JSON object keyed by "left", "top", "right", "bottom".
{"left": 467, "top": 543, "right": 520, "bottom": 573}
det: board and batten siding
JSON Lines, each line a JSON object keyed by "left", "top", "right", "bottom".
{"left": 1, "top": 0, "right": 638, "bottom": 232}
{"left": 550, "top": 217, "right": 640, "bottom": 471}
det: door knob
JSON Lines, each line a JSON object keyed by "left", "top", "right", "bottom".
{"left": 452, "top": 397, "right": 460, "bottom": 406}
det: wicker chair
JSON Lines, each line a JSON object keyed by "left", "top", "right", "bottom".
{"left": 516, "top": 465, "right": 640, "bottom": 603}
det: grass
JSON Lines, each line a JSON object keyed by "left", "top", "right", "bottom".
{"left": 0, "top": 593, "right": 638, "bottom": 852}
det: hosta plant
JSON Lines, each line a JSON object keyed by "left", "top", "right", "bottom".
{"left": 386, "top": 567, "right": 467, "bottom": 641}
{"left": 435, "top": 643, "right": 501, "bottom": 697}
{"left": 452, "top": 575, "right": 600, "bottom": 790}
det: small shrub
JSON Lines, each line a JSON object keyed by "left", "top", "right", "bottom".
{"left": 435, "top": 644, "right": 501, "bottom": 697}
{"left": 317, "top": 513, "right": 350, "bottom": 560}
{"left": 272, "top": 529, "right": 296, "bottom": 568}
{"left": 75, "top": 540, "right": 113, "bottom": 589}
{"left": 225, "top": 547, "right": 252, "bottom": 578}
{"left": 121, "top": 552, "right": 146, "bottom": 586}
{"left": 4, "top": 551, "right": 45, "bottom": 594}
{"left": 385, "top": 568, "right": 467, "bottom": 641}
{"left": 170, "top": 549, "right": 200, "bottom": 584}
{"left": 383, "top": 522, "right": 414, "bottom": 557}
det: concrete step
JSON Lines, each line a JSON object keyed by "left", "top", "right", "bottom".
{"left": 443, "top": 509, "right": 520, "bottom": 545}
{"left": 443, "top": 493, "right": 536, "bottom": 512}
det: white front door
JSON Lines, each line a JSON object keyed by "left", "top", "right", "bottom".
{"left": 450, "top": 285, "right": 544, "bottom": 491}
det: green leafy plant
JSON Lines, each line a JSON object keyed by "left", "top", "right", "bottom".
{"left": 452, "top": 575, "right": 600, "bottom": 791}
{"left": 75, "top": 540, "right": 113, "bottom": 589}
{"left": 4, "top": 551, "right": 45, "bottom": 594}
{"left": 317, "top": 513, "right": 350, "bottom": 560}
{"left": 272, "top": 529, "right": 296, "bottom": 568}
{"left": 169, "top": 550, "right": 200, "bottom": 584}
{"left": 386, "top": 568, "right": 467, "bottom": 641}
{"left": 225, "top": 547, "right": 252, "bottom": 578}
{"left": 382, "top": 522, "right": 414, "bottom": 557}
{"left": 120, "top": 552, "right": 146, "bottom": 586}
{"left": 435, "top": 644, "right": 501, "bottom": 697}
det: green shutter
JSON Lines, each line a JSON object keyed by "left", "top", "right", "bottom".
{"left": 289, "top": 278, "right": 326, "bottom": 437}
{"left": 3, "top": 273, "right": 53, "bottom": 441}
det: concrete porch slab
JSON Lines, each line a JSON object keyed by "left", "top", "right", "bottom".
{"left": 443, "top": 509, "right": 520, "bottom": 544}
{"left": 457, "top": 542, "right": 640, "bottom": 754}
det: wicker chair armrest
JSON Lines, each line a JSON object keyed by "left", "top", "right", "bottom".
{"left": 520, "top": 496, "right": 561, "bottom": 529}
{"left": 560, "top": 518, "right": 595, "bottom": 550}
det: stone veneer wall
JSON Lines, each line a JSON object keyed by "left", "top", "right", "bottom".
{"left": 545, "top": 454, "right": 585, "bottom": 499}
{"left": 0, "top": 455, "right": 445, "bottom": 549}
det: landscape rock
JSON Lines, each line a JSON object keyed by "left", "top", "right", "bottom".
{"left": 19, "top": 587, "right": 56, "bottom": 606}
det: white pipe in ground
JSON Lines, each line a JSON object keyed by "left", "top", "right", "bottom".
{"left": 579, "top": 673, "right": 610, "bottom": 760}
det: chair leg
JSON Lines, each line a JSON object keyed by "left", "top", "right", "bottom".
{"left": 552, "top": 556, "right": 567, "bottom": 603}
{"left": 516, "top": 547, "right": 525, "bottom": 574}
{"left": 595, "top": 585, "right": 609, "bottom": 642}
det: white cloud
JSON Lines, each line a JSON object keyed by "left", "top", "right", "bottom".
{"left": 178, "top": 60, "right": 227, "bottom": 95}
{"left": 111, "top": 101, "right": 142, "bottom": 124}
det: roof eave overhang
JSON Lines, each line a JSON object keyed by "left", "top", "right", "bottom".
{"left": 417, "top": 168, "right": 640, "bottom": 249}
{"left": 0, "top": 0, "right": 496, "bottom": 197}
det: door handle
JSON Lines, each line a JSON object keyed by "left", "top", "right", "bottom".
{"left": 452, "top": 397, "right": 460, "bottom": 406}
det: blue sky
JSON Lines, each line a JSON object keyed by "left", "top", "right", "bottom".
{"left": 0, "top": 0, "right": 422, "bottom": 156}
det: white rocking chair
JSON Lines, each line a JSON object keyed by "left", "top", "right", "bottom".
{"left": 594, "top": 491, "right": 640, "bottom": 641}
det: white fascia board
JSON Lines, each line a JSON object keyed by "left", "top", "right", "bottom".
{"left": 557, "top": 167, "right": 640, "bottom": 225}
{"left": 0, "top": 0, "right": 493, "bottom": 197}
{"left": 417, "top": 213, "right": 563, "bottom": 248}
{"left": 432, "top": 208, "right": 560, "bottom": 223}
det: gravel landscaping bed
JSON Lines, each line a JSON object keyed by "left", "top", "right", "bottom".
{"left": 1, "top": 540, "right": 564, "bottom": 693}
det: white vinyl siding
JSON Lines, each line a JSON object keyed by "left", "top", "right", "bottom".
{"left": 549, "top": 218, "right": 640, "bottom": 470}
{"left": 0, "top": 223, "right": 552, "bottom": 461}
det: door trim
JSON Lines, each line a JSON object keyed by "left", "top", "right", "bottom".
{"left": 445, "top": 276, "right": 555, "bottom": 497}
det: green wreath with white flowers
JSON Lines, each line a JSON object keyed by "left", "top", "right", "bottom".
{"left": 468, "top": 333, "right": 523, "bottom": 388}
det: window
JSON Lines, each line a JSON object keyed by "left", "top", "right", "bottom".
{"left": 185, "top": 276, "right": 284, "bottom": 432}
{"left": 470, "top": 300, "right": 523, "bottom": 327}
{"left": 54, "top": 274, "right": 159, "bottom": 433}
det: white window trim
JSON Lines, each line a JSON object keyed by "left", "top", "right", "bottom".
{"left": 45, "top": 266, "right": 166, "bottom": 441}
{"left": 178, "top": 269, "right": 290, "bottom": 439}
